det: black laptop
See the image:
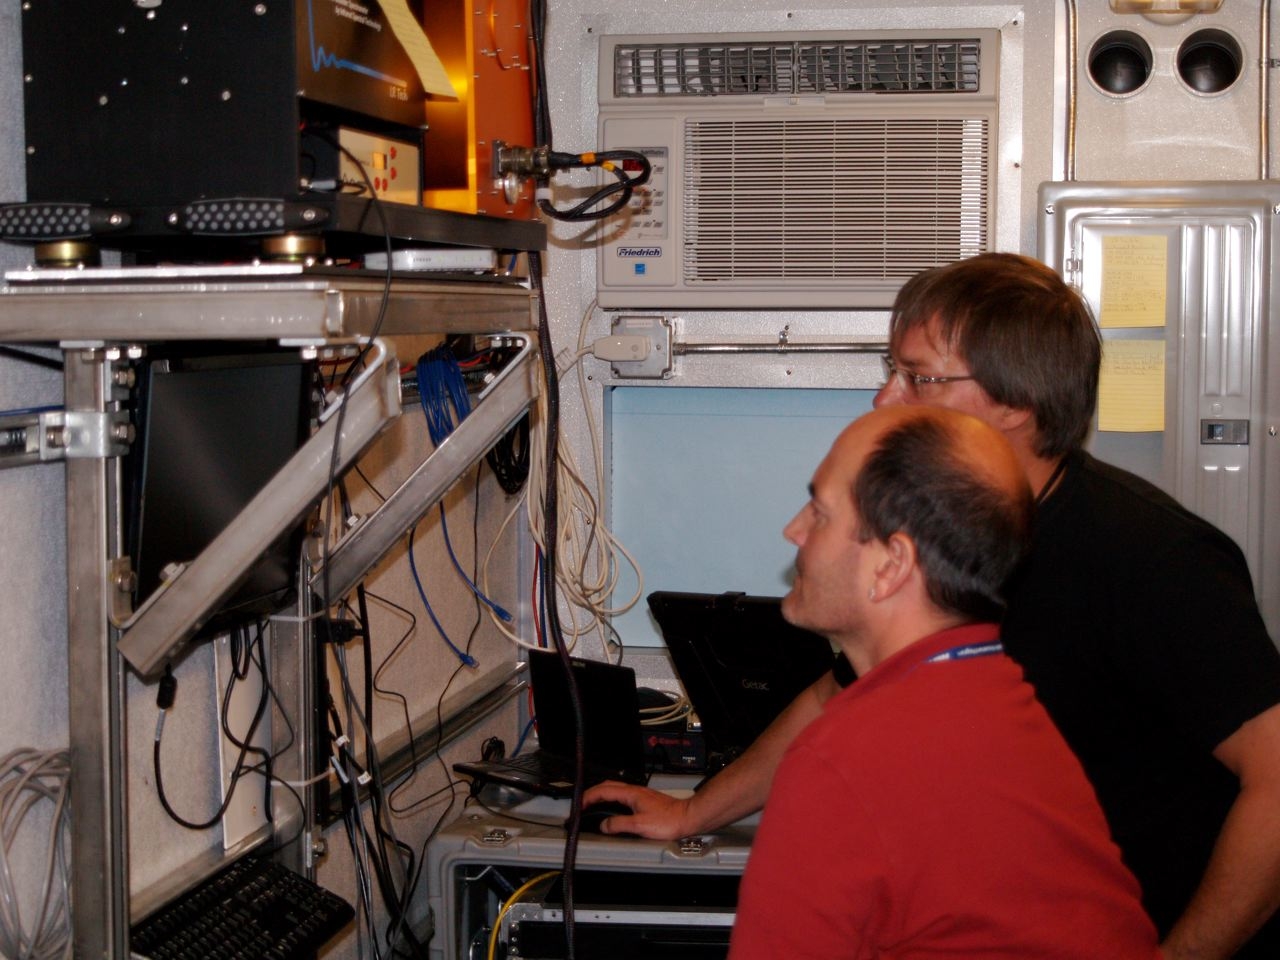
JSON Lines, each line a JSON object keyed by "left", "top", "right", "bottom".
{"left": 453, "top": 649, "right": 648, "bottom": 798}
{"left": 647, "top": 591, "right": 838, "bottom": 769}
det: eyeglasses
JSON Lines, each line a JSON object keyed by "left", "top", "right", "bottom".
{"left": 880, "top": 355, "right": 977, "bottom": 393}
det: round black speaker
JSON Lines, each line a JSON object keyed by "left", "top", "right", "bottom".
{"left": 1088, "top": 31, "right": 1153, "bottom": 96}
{"left": 1177, "top": 30, "right": 1242, "bottom": 94}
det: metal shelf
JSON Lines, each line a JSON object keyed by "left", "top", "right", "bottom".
{"left": 0, "top": 263, "right": 536, "bottom": 343}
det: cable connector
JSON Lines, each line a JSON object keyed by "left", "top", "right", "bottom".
{"left": 155, "top": 665, "right": 177, "bottom": 741}
{"left": 316, "top": 618, "right": 362, "bottom": 644}
{"left": 591, "top": 334, "right": 651, "bottom": 363}
{"left": 156, "top": 664, "right": 177, "bottom": 711}
{"left": 493, "top": 141, "right": 552, "bottom": 180}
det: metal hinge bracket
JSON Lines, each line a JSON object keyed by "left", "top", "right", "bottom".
{"left": 0, "top": 408, "right": 132, "bottom": 469}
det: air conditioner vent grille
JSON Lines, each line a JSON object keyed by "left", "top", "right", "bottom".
{"left": 682, "top": 116, "right": 990, "bottom": 283}
{"left": 615, "top": 38, "right": 982, "bottom": 97}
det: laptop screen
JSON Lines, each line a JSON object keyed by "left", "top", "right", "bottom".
{"left": 527, "top": 649, "right": 647, "bottom": 779}
{"left": 647, "top": 591, "right": 837, "bottom": 763}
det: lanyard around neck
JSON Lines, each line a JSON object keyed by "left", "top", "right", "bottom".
{"left": 1035, "top": 456, "right": 1070, "bottom": 508}
{"left": 925, "top": 640, "right": 1003, "bottom": 664}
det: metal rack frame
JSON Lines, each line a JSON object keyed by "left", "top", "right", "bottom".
{"left": 0, "top": 265, "right": 540, "bottom": 958}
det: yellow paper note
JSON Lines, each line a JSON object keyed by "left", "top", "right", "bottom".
{"left": 1098, "top": 339, "right": 1165, "bottom": 432}
{"left": 1100, "top": 235, "right": 1167, "bottom": 329}
{"left": 379, "top": 0, "right": 459, "bottom": 99}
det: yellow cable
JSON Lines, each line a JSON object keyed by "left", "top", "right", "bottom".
{"left": 486, "top": 870, "right": 561, "bottom": 960}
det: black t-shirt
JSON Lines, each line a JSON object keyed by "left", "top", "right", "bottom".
{"left": 1003, "top": 452, "right": 1280, "bottom": 952}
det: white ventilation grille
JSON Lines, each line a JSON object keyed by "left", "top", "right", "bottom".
{"left": 682, "top": 116, "right": 990, "bottom": 283}
{"left": 615, "top": 39, "right": 983, "bottom": 97}
{"left": 597, "top": 30, "right": 1000, "bottom": 308}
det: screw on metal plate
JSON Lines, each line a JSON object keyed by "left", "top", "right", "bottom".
{"left": 480, "top": 828, "right": 512, "bottom": 846}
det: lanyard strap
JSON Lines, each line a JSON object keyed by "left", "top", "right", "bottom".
{"left": 925, "top": 640, "right": 1003, "bottom": 664}
{"left": 1035, "top": 456, "right": 1070, "bottom": 508}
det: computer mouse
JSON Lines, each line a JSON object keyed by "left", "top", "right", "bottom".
{"left": 566, "top": 800, "right": 637, "bottom": 836}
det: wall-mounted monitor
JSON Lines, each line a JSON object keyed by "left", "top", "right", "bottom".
{"left": 123, "top": 345, "right": 315, "bottom": 640}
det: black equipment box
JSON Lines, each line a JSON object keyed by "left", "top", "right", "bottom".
{"left": 12, "top": 1, "right": 544, "bottom": 254}
{"left": 23, "top": 0, "right": 426, "bottom": 208}
{"left": 427, "top": 797, "right": 754, "bottom": 960}
{"left": 504, "top": 872, "right": 737, "bottom": 959}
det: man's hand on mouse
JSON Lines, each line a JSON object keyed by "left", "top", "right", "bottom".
{"left": 581, "top": 782, "right": 695, "bottom": 839}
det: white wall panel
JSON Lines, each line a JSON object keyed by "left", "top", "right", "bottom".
{"left": 1072, "top": 4, "right": 1267, "bottom": 180}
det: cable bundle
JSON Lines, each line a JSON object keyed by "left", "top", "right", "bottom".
{"left": 415, "top": 345, "right": 471, "bottom": 446}
{"left": 410, "top": 345, "right": 514, "bottom": 668}
{"left": 480, "top": 297, "right": 644, "bottom": 657}
{"left": 537, "top": 150, "right": 652, "bottom": 223}
{"left": 0, "top": 748, "right": 71, "bottom": 960}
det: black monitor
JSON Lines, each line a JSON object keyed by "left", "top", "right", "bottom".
{"left": 123, "top": 345, "right": 314, "bottom": 639}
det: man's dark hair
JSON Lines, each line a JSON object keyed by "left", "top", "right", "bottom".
{"left": 889, "top": 253, "right": 1101, "bottom": 458}
{"left": 854, "top": 415, "right": 1033, "bottom": 622}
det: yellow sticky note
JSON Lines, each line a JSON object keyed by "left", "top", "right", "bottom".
{"left": 1100, "top": 235, "right": 1167, "bottom": 329}
{"left": 379, "top": 0, "right": 459, "bottom": 99}
{"left": 1098, "top": 339, "right": 1165, "bottom": 432}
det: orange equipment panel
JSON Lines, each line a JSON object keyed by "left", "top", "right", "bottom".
{"left": 421, "top": 0, "right": 539, "bottom": 221}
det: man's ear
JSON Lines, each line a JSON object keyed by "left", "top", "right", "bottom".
{"left": 992, "top": 403, "right": 1034, "bottom": 435}
{"left": 873, "top": 532, "right": 917, "bottom": 600}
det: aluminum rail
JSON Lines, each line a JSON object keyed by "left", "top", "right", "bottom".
{"left": 1064, "top": 0, "right": 1079, "bottom": 182}
{"left": 64, "top": 348, "right": 129, "bottom": 960}
{"left": 1262, "top": 0, "right": 1272, "bottom": 180}
{"left": 321, "top": 333, "right": 538, "bottom": 602}
{"left": 0, "top": 267, "right": 535, "bottom": 341}
{"left": 115, "top": 338, "right": 402, "bottom": 677}
{"left": 674, "top": 339, "right": 887, "bottom": 356}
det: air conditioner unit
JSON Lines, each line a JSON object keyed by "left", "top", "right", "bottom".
{"left": 596, "top": 30, "right": 1000, "bottom": 309}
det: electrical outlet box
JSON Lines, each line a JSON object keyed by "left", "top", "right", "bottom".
{"left": 610, "top": 315, "right": 673, "bottom": 379}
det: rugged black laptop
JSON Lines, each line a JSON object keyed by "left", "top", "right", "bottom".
{"left": 647, "top": 591, "right": 837, "bottom": 768}
{"left": 453, "top": 649, "right": 648, "bottom": 798}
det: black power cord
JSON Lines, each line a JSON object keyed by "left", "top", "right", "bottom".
{"left": 152, "top": 626, "right": 272, "bottom": 832}
{"left": 526, "top": 249, "right": 585, "bottom": 960}
{"left": 524, "top": 0, "right": 628, "bottom": 951}
{"left": 486, "top": 413, "right": 531, "bottom": 495}
{"left": 526, "top": 0, "right": 649, "bottom": 225}
{"left": 0, "top": 345, "right": 63, "bottom": 371}
{"left": 330, "top": 481, "right": 427, "bottom": 958}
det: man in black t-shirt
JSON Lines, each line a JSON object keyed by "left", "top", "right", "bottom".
{"left": 586, "top": 253, "right": 1280, "bottom": 960}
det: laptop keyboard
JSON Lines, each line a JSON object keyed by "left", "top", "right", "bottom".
{"left": 502, "top": 754, "right": 549, "bottom": 773}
